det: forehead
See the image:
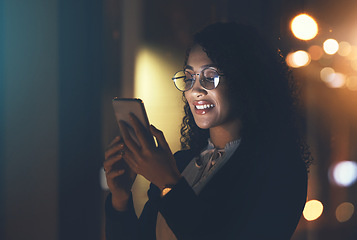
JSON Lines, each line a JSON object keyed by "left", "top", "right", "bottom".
{"left": 186, "top": 45, "right": 214, "bottom": 69}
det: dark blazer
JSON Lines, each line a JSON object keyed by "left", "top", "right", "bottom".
{"left": 105, "top": 140, "right": 307, "bottom": 240}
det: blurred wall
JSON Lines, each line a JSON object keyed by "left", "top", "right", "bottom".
{"left": 58, "top": 0, "right": 103, "bottom": 240}
{"left": 0, "top": 0, "right": 5, "bottom": 237}
{"left": 1, "top": 0, "right": 103, "bottom": 239}
{"left": 2, "top": 1, "right": 59, "bottom": 239}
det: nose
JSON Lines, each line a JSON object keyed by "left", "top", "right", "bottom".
{"left": 189, "top": 74, "right": 207, "bottom": 97}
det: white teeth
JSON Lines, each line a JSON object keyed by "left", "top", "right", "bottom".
{"left": 195, "top": 104, "right": 215, "bottom": 110}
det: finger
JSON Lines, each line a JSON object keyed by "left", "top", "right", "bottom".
{"left": 107, "top": 136, "right": 122, "bottom": 149}
{"left": 106, "top": 169, "right": 125, "bottom": 179}
{"left": 103, "top": 151, "right": 124, "bottom": 171}
{"left": 150, "top": 125, "right": 171, "bottom": 152}
{"left": 129, "top": 113, "right": 154, "bottom": 149}
{"left": 104, "top": 142, "right": 125, "bottom": 160}
{"left": 118, "top": 120, "right": 140, "bottom": 153}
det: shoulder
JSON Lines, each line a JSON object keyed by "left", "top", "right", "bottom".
{"left": 173, "top": 149, "right": 195, "bottom": 159}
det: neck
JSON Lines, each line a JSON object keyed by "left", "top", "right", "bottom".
{"left": 209, "top": 118, "right": 242, "bottom": 149}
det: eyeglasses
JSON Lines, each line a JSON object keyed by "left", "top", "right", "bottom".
{"left": 172, "top": 67, "right": 224, "bottom": 92}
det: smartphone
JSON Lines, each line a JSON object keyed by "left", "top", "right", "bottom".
{"left": 112, "top": 98, "right": 150, "bottom": 145}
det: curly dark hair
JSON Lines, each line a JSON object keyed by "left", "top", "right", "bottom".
{"left": 180, "top": 22, "right": 312, "bottom": 169}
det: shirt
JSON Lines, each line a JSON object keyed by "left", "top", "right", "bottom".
{"left": 156, "top": 138, "right": 241, "bottom": 240}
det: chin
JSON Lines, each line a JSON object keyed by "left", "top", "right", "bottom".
{"left": 197, "top": 125, "right": 210, "bottom": 130}
{"left": 194, "top": 119, "right": 214, "bottom": 129}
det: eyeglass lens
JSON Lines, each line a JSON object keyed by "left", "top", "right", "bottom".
{"left": 173, "top": 68, "right": 220, "bottom": 91}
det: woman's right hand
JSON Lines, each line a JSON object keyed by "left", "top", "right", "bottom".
{"left": 104, "top": 136, "right": 137, "bottom": 211}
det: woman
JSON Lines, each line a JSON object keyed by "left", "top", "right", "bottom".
{"left": 104, "top": 22, "right": 311, "bottom": 239}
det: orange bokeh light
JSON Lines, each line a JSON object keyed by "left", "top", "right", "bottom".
{"left": 291, "top": 14, "right": 318, "bottom": 40}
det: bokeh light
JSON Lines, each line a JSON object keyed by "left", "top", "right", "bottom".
{"left": 346, "top": 76, "right": 357, "bottom": 91}
{"left": 323, "top": 39, "right": 339, "bottom": 55}
{"left": 347, "top": 46, "right": 357, "bottom": 60}
{"left": 303, "top": 200, "right": 324, "bottom": 221}
{"left": 338, "top": 41, "right": 352, "bottom": 56}
{"left": 308, "top": 45, "right": 323, "bottom": 60}
{"left": 320, "top": 67, "right": 335, "bottom": 82}
{"left": 330, "top": 161, "right": 357, "bottom": 187}
{"left": 291, "top": 14, "right": 318, "bottom": 40}
{"left": 286, "top": 53, "right": 296, "bottom": 68}
{"left": 325, "top": 73, "right": 346, "bottom": 88}
{"left": 351, "top": 59, "right": 357, "bottom": 71}
{"left": 286, "top": 50, "right": 311, "bottom": 68}
{"left": 336, "top": 202, "right": 355, "bottom": 223}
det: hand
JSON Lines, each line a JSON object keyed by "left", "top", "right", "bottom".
{"left": 118, "top": 113, "right": 181, "bottom": 190}
{"left": 104, "top": 136, "right": 137, "bottom": 211}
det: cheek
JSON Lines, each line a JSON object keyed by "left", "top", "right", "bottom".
{"left": 221, "top": 99, "right": 231, "bottom": 113}
{"left": 215, "top": 94, "right": 231, "bottom": 119}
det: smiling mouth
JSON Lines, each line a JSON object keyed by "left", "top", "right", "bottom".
{"left": 195, "top": 104, "right": 215, "bottom": 110}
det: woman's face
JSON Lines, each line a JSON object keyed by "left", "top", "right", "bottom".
{"left": 184, "top": 45, "right": 237, "bottom": 130}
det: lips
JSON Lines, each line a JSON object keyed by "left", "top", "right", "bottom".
{"left": 192, "top": 100, "right": 215, "bottom": 115}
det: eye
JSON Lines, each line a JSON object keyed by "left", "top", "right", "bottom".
{"left": 204, "top": 77, "right": 216, "bottom": 82}
{"left": 204, "top": 69, "right": 219, "bottom": 81}
{"left": 184, "top": 79, "right": 193, "bottom": 84}
{"left": 184, "top": 71, "right": 194, "bottom": 81}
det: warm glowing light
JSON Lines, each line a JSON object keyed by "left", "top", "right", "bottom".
{"left": 351, "top": 59, "right": 357, "bottom": 71}
{"left": 320, "top": 67, "right": 335, "bottom": 82}
{"left": 286, "top": 51, "right": 311, "bottom": 68}
{"left": 135, "top": 47, "right": 183, "bottom": 152}
{"left": 326, "top": 73, "right": 346, "bottom": 88}
{"left": 286, "top": 53, "right": 296, "bottom": 68}
{"left": 330, "top": 161, "right": 357, "bottom": 187}
{"left": 303, "top": 200, "right": 324, "bottom": 221}
{"left": 291, "top": 14, "right": 318, "bottom": 40}
{"left": 320, "top": 68, "right": 346, "bottom": 88}
{"left": 347, "top": 46, "right": 357, "bottom": 60}
{"left": 293, "top": 50, "right": 311, "bottom": 67}
{"left": 132, "top": 47, "right": 185, "bottom": 214}
{"left": 338, "top": 41, "right": 352, "bottom": 56}
{"left": 346, "top": 76, "right": 357, "bottom": 91}
{"left": 336, "top": 202, "right": 355, "bottom": 223}
{"left": 308, "top": 45, "right": 323, "bottom": 60}
{"left": 323, "top": 39, "right": 339, "bottom": 55}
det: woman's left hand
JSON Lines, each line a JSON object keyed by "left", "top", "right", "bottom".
{"left": 118, "top": 113, "right": 181, "bottom": 190}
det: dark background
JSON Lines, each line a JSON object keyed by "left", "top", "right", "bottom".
{"left": 1, "top": 0, "right": 357, "bottom": 239}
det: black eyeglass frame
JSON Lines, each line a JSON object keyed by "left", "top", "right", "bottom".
{"left": 171, "top": 67, "right": 225, "bottom": 92}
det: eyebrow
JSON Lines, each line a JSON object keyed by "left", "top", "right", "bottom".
{"left": 184, "top": 64, "right": 219, "bottom": 71}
